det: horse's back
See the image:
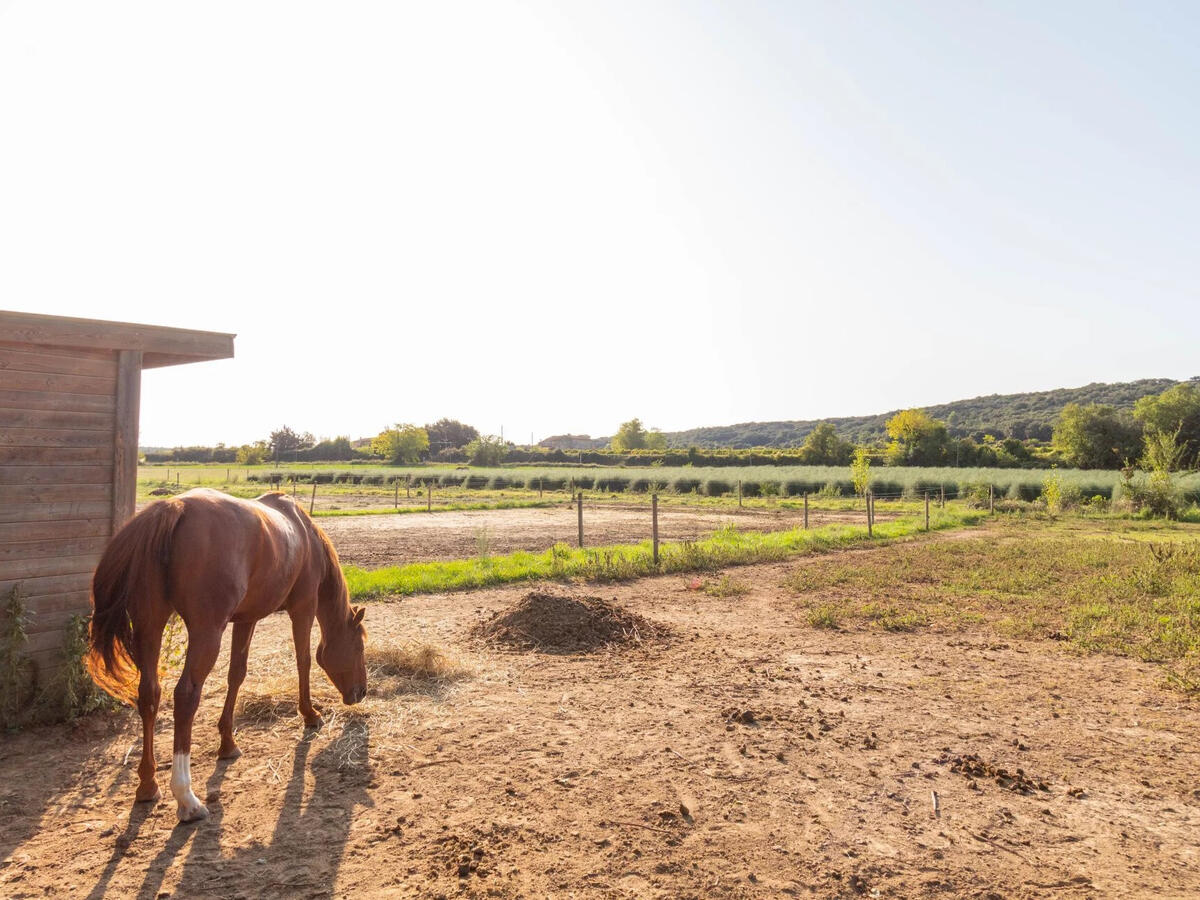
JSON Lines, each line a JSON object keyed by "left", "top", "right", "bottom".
{"left": 165, "top": 490, "right": 320, "bottom": 619}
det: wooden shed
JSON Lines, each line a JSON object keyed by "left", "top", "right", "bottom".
{"left": 0, "top": 310, "right": 234, "bottom": 703}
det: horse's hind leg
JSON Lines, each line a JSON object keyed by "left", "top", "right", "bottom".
{"left": 170, "top": 628, "right": 221, "bottom": 823}
{"left": 217, "top": 621, "right": 256, "bottom": 760}
{"left": 133, "top": 605, "right": 171, "bottom": 803}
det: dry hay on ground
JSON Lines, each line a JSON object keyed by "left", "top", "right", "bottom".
{"left": 471, "top": 590, "right": 670, "bottom": 653}
{"left": 236, "top": 639, "right": 469, "bottom": 726}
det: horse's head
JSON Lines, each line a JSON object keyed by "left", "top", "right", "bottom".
{"left": 316, "top": 605, "right": 367, "bottom": 705}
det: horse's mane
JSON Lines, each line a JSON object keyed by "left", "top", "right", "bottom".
{"left": 299, "top": 506, "right": 355, "bottom": 627}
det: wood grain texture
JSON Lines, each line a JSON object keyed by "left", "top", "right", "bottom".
{"left": 0, "top": 407, "right": 114, "bottom": 430}
{"left": 0, "top": 369, "right": 116, "bottom": 396}
{"left": 0, "top": 518, "right": 110, "bottom": 543}
{"left": 25, "top": 600, "right": 93, "bottom": 635}
{"left": 0, "top": 536, "right": 109, "bottom": 563}
{"left": 0, "top": 552, "right": 103, "bottom": 581}
{"left": 0, "top": 427, "right": 115, "bottom": 449}
{"left": 0, "top": 465, "right": 111, "bottom": 485}
{"left": 0, "top": 343, "right": 116, "bottom": 377}
{"left": 0, "top": 571, "right": 93, "bottom": 599}
{"left": 0, "top": 388, "right": 116, "bottom": 413}
{"left": 112, "top": 349, "right": 141, "bottom": 531}
{"left": 0, "top": 483, "right": 112, "bottom": 504}
{"left": 0, "top": 499, "right": 113, "bottom": 524}
{"left": 0, "top": 445, "right": 114, "bottom": 465}
{"left": 0, "top": 311, "right": 234, "bottom": 363}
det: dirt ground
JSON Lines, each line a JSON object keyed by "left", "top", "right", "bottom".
{"left": 319, "top": 503, "right": 876, "bottom": 568}
{"left": 2, "top": 536, "right": 1198, "bottom": 898}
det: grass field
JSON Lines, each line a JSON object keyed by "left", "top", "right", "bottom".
{"left": 342, "top": 507, "right": 979, "bottom": 599}
{"left": 139, "top": 461, "right": 1200, "bottom": 504}
{"left": 783, "top": 514, "right": 1200, "bottom": 692}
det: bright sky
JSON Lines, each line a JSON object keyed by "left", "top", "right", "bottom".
{"left": 2, "top": 1, "right": 1197, "bottom": 447}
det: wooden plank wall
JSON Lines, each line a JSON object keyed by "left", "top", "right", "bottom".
{"left": 0, "top": 340, "right": 119, "bottom": 684}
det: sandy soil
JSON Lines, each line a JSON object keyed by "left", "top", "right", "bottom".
{"left": 2, "top": 539, "right": 1197, "bottom": 899}
{"left": 319, "top": 503, "right": 876, "bottom": 568}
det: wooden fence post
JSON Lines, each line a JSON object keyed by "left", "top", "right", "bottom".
{"left": 804, "top": 492, "right": 809, "bottom": 529}
{"left": 427, "top": 481, "right": 432, "bottom": 512}
{"left": 652, "top": 493, "right": 659, "bottom": 565}
{"left": 577, "top": 492, "right": 584, "bottom": 548}
{"left": 925, "top": 491, "right": 930, "bottom": 531}
{"left": 394, "top": 480, "right": 399, "bottom": 509}
{"left": 737, "top": 480, "right": 742, "bottom": 507}
{"left": 989, "top": 484, "right": 994, "bottom": 513}
{"left": 940, "top": 485, "right": 945, "bottom": 509}
{"left": 310, "top": 482, "right": 317, "bottom": 515}
{"left": 406, "top": 474, "right": 411, "bottom": 500}
{"left": 867, "top": 491, "right": 873, "bottom": 537}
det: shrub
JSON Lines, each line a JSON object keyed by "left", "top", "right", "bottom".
{"left": 702, "top": 478, "right": 732, "bottom": 497}
{"left": 817, "top": 481, "right": 843, "bottom": 498}
{"left": 1041, "top": 470, "right": 1063, "bottom": 515}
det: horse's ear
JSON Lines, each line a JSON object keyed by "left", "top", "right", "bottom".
{"left": 352, "top": 606, "right": 365, "bottom": 625}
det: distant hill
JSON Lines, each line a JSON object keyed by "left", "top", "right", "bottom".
{"left": 665, "top": 377, "right": 1198, "bottom": 448}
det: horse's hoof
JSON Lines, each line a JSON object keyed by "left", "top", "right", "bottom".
{"left": 176, "top": 799, "right": 210, "bottom": 824}
{"left": 303, "top": 716, "right": 324, "bottom": 731}
{"left": 217, "top": 745, "right": 242, "bottom": 761}
{"left": 135, "top": 784, "right": 161, "bottom": 803}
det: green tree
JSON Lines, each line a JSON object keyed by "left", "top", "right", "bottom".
{"left": 1051, "top": 403, "right": 1143, "bottom": 469}
{"left": 308, "top": 436, "right": 354, "bottom": 461}
{"left": 1134, "top": 382, "right": 1200, "bottom": 467}
{"left": 884, "top": 410, "right": 950, "bottom": 466}
{"left": 425, "top": 418, "right": 479, "bottom": 452}
{"left": 268, "top": 426, "right": 314, "bottom": 464}
{"left": 236, "top": 441, "right": 268, "bottom": 465}
{"left": 371, "top": 423, "right": 429, "bottom": 464}
{"left": 850, "top": 447, "right": 871, "bottom": 497}
{"left": 464, "top": 435, "right": 508, "bottom": 466}
{"left": 799, "top": 423, "right": 853, "bottom": 465}
{"left": 611, "top": 418, "right": 667, "bottom": 452}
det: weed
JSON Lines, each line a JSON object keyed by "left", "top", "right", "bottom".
{"left": 704, "top": 576, "right": 749, "bottom": 598}
{"left": 1, "top": 585, "right": 34, "bottom": 729}
{"left": 808, "top": 605, "right": 840, "bottom": 629}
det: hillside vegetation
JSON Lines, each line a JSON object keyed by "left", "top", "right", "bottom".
{"left": 667, "top": 377, "right": 1194, "bottom": 447}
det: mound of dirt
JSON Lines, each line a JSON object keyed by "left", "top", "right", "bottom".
{"left": 472, "top": 591, "right": 669, "bottom": 653}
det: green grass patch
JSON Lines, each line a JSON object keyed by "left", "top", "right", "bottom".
{"left": 782, "top": 516, "right": 1200, "bottom": 691}
{"left": 343, "top": 509, "right": 979, "bottom": 600}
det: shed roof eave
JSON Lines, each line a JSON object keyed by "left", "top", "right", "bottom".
{"left": 0, "top": 310, "right": 235, "bottom": 365}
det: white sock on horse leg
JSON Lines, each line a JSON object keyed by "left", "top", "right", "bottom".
{"left": 170, "top": 752, "right": 208, "bottom": 822}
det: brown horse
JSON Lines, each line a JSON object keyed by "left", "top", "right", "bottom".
{"left": 86, "top": 489, "right": 367, "bottom": 823}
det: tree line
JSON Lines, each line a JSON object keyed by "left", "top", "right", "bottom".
{"left": 142, "top": 382, "right": 1200, "bottom": 474}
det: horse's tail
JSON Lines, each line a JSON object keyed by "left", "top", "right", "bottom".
{"left": 86, "top": 499, "right": 185, "bottom": 705}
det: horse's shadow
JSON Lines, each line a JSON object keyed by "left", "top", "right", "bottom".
{"left": 88, "top": 720, "right": 372, "bottom": 900}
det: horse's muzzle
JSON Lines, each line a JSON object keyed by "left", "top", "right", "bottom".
{"left": 344, "top": 686, "right": 366, "bottom": 705}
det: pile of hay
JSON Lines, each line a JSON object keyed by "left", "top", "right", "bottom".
{"left": 472, "top": 591, "right": 669, "bottom": 653}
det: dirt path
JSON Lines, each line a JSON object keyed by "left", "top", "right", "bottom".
{"left": 2, "top": 544, "right": 1196, "bottom": 898}
{"left": 319, "top": 503, "right": 875, "bottom": 568}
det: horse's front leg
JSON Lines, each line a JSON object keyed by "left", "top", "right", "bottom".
{"left": 289, "top": 610, "right": 323, "bottom": 728}
{"left": 217, "top": 621, "right": 256, "bottom": 760}
{"left": 171, "top": 630, "right": 221, "bottom": 823}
